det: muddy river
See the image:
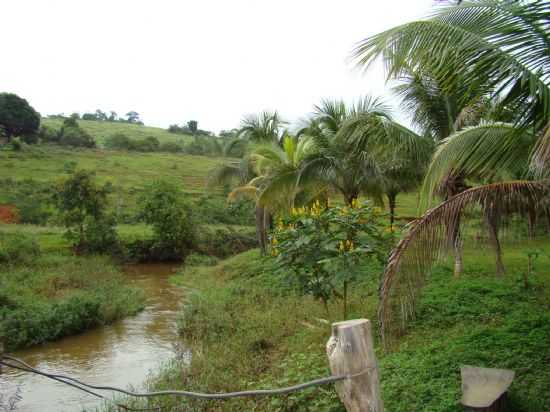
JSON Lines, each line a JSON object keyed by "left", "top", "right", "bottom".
{"left": 0, "top": 263, "right": 184, "bottom": 412}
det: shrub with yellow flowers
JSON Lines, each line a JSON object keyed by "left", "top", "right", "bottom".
{"left": 270, "top": 199, "right": 389, "bottom": 319}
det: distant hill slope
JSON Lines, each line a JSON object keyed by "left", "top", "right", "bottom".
{"left": 42, "top": 118, "right": 194, "bottom": 146}
{"left": 0, "top": 146, "right": 223, "bottom": 202}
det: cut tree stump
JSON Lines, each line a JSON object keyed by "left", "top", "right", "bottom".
{"left": 326, "top": 319, "right": 383, "bottom": 412}
{"left": 461, "top": 365, "right": 515, "bottom": 412}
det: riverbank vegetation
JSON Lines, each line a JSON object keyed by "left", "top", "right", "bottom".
{"left": 106, "top": 238, "right": 550, "bottom": 412}
{"left": 0, "top": 240, "right": 144, "bottom": 350}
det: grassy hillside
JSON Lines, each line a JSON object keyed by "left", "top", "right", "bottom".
{"left": 0, "top": 145, "right": 222, "bottom": 198}
{"left": 41, "top": 118, "right": 194, "bottom": 146}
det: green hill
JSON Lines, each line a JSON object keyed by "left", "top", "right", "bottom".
{"left": 41, "top": 118, "right": 194, "bottom": 147}
{"left": 0, "top": 145, "right": 223, "bottom": 202}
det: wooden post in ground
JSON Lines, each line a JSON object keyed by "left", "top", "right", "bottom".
{"left": 326, "top": 319, "right": 383, "bottom": 412}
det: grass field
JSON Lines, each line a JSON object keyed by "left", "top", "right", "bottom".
{"left": 0, "top": 145, "right": 224, "bottom": 199}
{"left": 42, "top": 118, "right": 194, "bottom": 147}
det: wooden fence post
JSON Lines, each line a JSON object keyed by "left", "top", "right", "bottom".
{"left": 326, "top": 319, "right": 383, "bottom": 412}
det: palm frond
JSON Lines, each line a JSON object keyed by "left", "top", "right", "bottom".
{"left": 353, "top": 0, "right": 550, "bottom": 131}
{"left": 379, "top": 179, "right": 549, "bottom": 345}
{"left": 421, "top": 123, "right": 535, "bottom": 208}
{"left": 531, "top": 123, "right": 550, "bottom": 178}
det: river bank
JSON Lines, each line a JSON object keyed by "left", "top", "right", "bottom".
{"left": 0, "top": 263, "right": 183, "bottom": 412}
{"left": 0, "top": 252, "right": 145, "bottom": 350}
{"left": 112, "top": 244, "right": 550, "bottom": 412}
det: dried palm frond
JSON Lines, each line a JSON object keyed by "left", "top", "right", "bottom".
{"left": 379, "top": 180, "right": 549, "bottom": 347}
{"left": 531, "top": 124, "right": 550, "bottom": 178}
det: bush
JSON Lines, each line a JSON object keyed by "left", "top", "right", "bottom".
{"left": 104, "top": 133, "right": 132, "bottom": 150}
{"left": 53, "top": 169, "right": 118, "bottom": 252}
{"left": 58, "top": 126, "right": 96, "bottom": 148}
{"left": 137, "top": 181, "right": 198, "bottom": 261}
{"left": 273, "top": 200, "right": 389, "bottom": 317}
{"left": 82, "top": 215, "right": 119, "bottom": 254}
{"left": 197, "top": 227, "right": 257, "bottom": 258}
{"left": 21, "top": 133, "right": 39, "bottom": 144}
{"left": 131, "top": 136, "right": 160, "bottom": 152}
{"left": 160, "top": 141, "right": 184, "bottom": 153}
{"left": 10, "top": 138, "right": 23, "bottom": 151}
{"left": 0, "top": 234, "right": 40, "bottom": 265}
{"left": 38, "top": 124, "right": 59, "bottom": 143}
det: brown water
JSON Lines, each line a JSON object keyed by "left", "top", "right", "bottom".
{"left": 0, "top": 263, "right": 185, "bottom": 412}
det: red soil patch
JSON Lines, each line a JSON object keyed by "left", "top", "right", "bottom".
{"left": 0, "top": 204, "right": 20, "bottom": 224}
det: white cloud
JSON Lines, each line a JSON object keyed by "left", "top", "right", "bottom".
{"left": 0, "top": 0, "right": 435, "bottom": 132}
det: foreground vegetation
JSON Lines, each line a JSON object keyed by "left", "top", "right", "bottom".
{"left": 0, "top": 246, "right": 144, "bottom": 350}
{"left": 104, "top": 238, "right": 549, "bottom": 412}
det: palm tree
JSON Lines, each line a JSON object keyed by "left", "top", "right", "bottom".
{"left": 225, "top": 135, "right": 317, "bottom": 253}
{"left": 300, "top": 97, "right": 424, "bottom": 208}
{"left": 237, "top": 111, "right": 286, "bottom": 143}
{"left": 209, "top": 111, "right": 288, "bottom": 253}
{"left": 353, "top": 0, "right": 550, "bottom": 343}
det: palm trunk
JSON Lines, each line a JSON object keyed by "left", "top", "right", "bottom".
{"left": 343, "top": 280, "right": 348, "bottom": 321}
{"left": 255, "top": 205, "right": 267, "bottom": 254}
{"left": 527, "top": 203, "right": 536, "bottom": 239}
{"left": 387, "top": 192, "right": 397, "bottom": 232}
{"left": 452, "top": 227, "right": 463, "bottom": 279}
{"left": 445, "top": 175, "right": 468, "bottom": 279}
{"left": 485, "top": 207, "right": 505, "bottom": 277}
{"left": 263, "top": 208, "right": 272, "bottom": 251}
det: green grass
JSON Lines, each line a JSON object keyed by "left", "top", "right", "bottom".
{"left": 105, "top": 237, "right": 550, "bottom": 412}
{"left": 0, "top": 145, "right": 224, "bottom": 202}
{"left": 0, "top": 253, "right": 145, "bottom": 350}
{"left": 42, "top": 118, "right": 194, "bottom": 147}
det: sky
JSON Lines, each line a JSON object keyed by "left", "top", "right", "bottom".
{"left": 0, "top": 0, "right": 436, "bottom": 133}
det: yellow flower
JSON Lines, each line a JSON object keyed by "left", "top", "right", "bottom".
{"left": 339, "top": 240, "right": 345, "bottom": 251}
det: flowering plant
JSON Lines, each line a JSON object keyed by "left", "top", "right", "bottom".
{"left": 271, "top": 199, "right": 389, "bottom": 319}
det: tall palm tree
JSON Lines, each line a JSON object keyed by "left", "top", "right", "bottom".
{"left": 353, "top": 0, "right": 550, "bottom": 343}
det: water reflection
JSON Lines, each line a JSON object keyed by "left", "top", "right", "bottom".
{"left": 0, "top": 263, "right": 184, "bottom": 412}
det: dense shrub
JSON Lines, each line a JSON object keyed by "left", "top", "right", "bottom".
{"left": 104, "top": 133, "right": 133, "bottom": 150}
{"left": 38, "top": 124, "right": 59, "bottom": 143}
{"left": 21, "top": 132, "right": 39, "bottom": 145}
{"left": 197, "top": 227, "right": 257, "bottom": 258}
{"left": 159, "top": 141, "right": 184, "bottom": 153}
{"left": 0, "top": 233, "right": 40, "bottom": 265}
{"left": 82, "top": 215, "right": 119, "bottom": 254}
{"left": 53, "top": 169, "right": 118, "bottom": 252}
{"left": 132, "top": 136, "right": 160, "bottom": 152}
{"left": 58, "top": 125, "right": 96, "bottom": 148}
{"left": 194, "top": 195, "right": 255, "bottom": 226}
{"left": 137, "top": 181, "right": 197, "bottom": 261}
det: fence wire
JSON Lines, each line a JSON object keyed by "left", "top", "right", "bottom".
{"left": 1, "top": 354, "right": 370, "bottom": 411}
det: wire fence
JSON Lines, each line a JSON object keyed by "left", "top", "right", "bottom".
{"left": 0, "top": 354, "right": 369, "bottom": 412}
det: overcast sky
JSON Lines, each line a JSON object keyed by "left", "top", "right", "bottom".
{"left": 0, "top": 0, "right": 435, "bottom": 133}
